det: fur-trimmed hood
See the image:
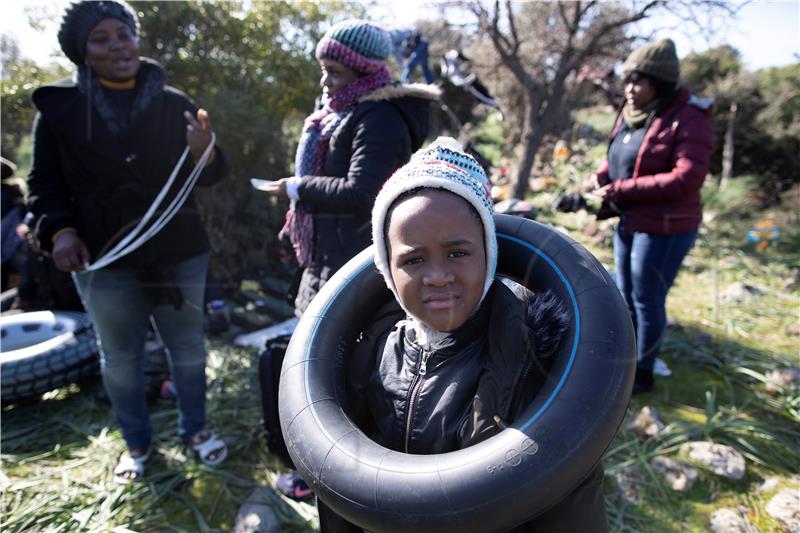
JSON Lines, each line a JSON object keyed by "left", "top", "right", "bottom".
{"left": 358, "top": 82, "right": 441, "bottom": 104}
{"left": 358, "top": 82, "right": 440, "bottom": 153}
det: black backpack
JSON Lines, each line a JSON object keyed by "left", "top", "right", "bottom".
{"left": 257, "top": 334, "right": 294, "bottom": 468}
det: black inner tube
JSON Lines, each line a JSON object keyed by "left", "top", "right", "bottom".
{"left": 279, "top": 215, "right": 635, "bottom": 533}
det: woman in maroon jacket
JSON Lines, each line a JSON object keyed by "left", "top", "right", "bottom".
{"left": 584, "top": 38, "right": 714, "bottom": 393}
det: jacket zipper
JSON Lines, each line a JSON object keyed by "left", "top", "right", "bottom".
{"left": 404, "top": 349, "right": 431, "bottom": 453}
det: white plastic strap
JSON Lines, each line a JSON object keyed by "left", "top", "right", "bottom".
{"left": 85, "top": 133, "right": 216, "bottom": 271}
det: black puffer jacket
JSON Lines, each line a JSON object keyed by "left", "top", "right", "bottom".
{"left": 349, "top": 280, "right": 569, "bottom": 454}
{"left": 323, "top": 280, "right": 609, "bottom": 532}
{"left": 293, "top": 83, "right": 438, "bottom": 313}
{"left": 27, "top": 59, "right": 227, "bottom": 269}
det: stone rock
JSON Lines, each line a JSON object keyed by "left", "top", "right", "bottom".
{"left": 758, "top": 477, "right": 781, "bottom": 493}
{"left": 765, "top": 367, "right": 800, "bottom": 394}
{"left": 781, "top": 267, "right": 800, "bottom": 290}
{"left": 720, "top": 282, "right": 762, "bottom": 303}
{"left": 709, "top": 507, "right": 758, "bottom": 533}
{"left": 614, "top": 465, "right": 643, "bottom": 505}
{"left": 587, "top": 224, "right": 614, "bottom": 246}
{"left": 649, "top": 456, "right": 698, "bottom": 492}
{"left": 681, "top": 441, "right": 746, "bottom": 479}
{"left": 766, "top": 488, "right": 800, "bottom": 533}
{"left": 627, "top": 406, "right": 665, "bottom": 439}
{"left": 583, "top": 220, "right": 600, "bottom": 237}
{"left": 233, "top": 487, "right": 282, "bottom": 533}
{"left": 788, "top": 324, "right": 800, "bottom": 337}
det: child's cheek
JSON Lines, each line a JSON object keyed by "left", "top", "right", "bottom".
{"left": 393, "top": 271, "right": 417, "bottom": 305}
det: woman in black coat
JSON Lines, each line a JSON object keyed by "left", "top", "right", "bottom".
{"left": 263, "top": 18, "right": 436, "bottom": 499}
{"left": 27, "top": 0, "right": 228, "bottom": 483}
{"left": 264, "top": 18, "right": 437, "bottom": 313}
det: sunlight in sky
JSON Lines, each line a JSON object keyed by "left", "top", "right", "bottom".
{"left": 1, "top": 0, "right": 798, "bottom": 71}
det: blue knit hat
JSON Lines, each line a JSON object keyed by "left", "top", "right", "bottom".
{"left": 315, "top": 19, "right": 390, "bottom": 74}
{"left": 58, "top": 0, "right": 139, "bottom": 65}
{"left": 372, "top": 137, "right": 497, "bottom": 305}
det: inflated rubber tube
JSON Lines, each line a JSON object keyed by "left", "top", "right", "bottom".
{"left": 279, "top": 215, "right": 635, "bottom": 532}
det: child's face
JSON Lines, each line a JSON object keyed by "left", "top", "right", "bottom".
{"left": 387, "top": 189, "right": 486, "bottom": 332}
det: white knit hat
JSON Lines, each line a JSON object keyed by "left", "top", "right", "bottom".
{"left": 371, "top": 137, "right": 497, "bottom": 305}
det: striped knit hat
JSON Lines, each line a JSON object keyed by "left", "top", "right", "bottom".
{"left": 372, "top": 137, "right": 497, "bottom": 305}
{"left": 315, "top": 19, "right": 390, "bottom": 74}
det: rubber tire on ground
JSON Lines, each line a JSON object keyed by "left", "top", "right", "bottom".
{"left": 1, "top": 311, "right": 99, "bottom": 402}
{"left": 279, "top": 215, "right": 636, "bottom": 533}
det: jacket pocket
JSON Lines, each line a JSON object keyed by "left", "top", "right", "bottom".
{"left": 456, "top": 408, "right": 471, "bottom": 442}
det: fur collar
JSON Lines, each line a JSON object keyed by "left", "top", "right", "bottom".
{"left": 358, "top": 82, "right": 441, "bottom": 103}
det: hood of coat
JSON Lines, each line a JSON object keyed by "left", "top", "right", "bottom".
{"left": 359, "top": 82, "right": 441, "bottom": 151}
{"left": 32, "top": 58, "right": 166, "bottom": 123}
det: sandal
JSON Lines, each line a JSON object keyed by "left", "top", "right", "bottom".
{"left": 190, "top": 430, "right": 228, "bottom": 466}
{"left": 113, "top": 447, "right": 152, "bottom": 484}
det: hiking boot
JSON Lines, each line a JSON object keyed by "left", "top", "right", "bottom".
{"left": 275, "top": 470, "right": 312, "bottom": 500}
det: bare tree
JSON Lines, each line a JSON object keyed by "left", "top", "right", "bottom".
{"left": 454, "top": 0, "right": 736, "bottom": 199}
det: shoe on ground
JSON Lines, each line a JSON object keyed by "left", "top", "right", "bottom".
{"left": 275, "top": 470, "right": 312, "bottom": 500}
{"left": 190, "top": 429, "right": 228, "bottom": 466}
{"left": 113, "top": 447, "right": 152, "bottom": 484}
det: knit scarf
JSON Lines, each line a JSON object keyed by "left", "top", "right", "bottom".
{"left": 77, "top": 58, "right": 166, "bottom": 139}
{"left": 280, "top": 65, "right": 392, "bottom": 267}
{"left": 622, "top": 97, "right": 662, "bottom": 129}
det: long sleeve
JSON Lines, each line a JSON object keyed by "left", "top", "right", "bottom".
{"left": 27, "top": 113, "right": 77, "bottom": 251}
{"left": 606, "top": 111, "right": 714, "bottom": 206}
{"left": 296, "top": 105, "right": 409, "bottom": 218}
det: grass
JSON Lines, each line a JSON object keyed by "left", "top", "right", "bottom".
{"left": 2, "top": 110, "right": 798, "bottom": 532}
{"left": 1, "top": 343, "right": 319, "bottom": 532}
{"left": 537, "top": 140, "right": 799, "bottom": 531}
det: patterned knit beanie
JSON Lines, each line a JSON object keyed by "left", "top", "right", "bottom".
{"left": 58, "top": 0, "right": 139, "bottom": 65}
{"left": 622, "top": 38, "right": 680, "bottom": 84}
{"left": 315, "top": 19, "right": 390, "bottom": 74}
{"left": 372, "top": 137, "right": 497, "bottom": 304}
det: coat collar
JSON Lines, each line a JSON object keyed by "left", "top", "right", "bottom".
{"left": 358, "top": 82, "right": 441, "bottom": 103}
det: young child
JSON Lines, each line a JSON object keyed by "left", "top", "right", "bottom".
{"left": 317, "top": 137, "right": 609, "bottom": 531}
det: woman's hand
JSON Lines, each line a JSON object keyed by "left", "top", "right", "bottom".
{"left": 185, "top": 108, "right": 215, "bottom": 163}
{"left": 52, "top": 230, "right": 91, "bottom": 272}
{"left": 593, "top": 183, "right": 613, "bottom": 201}
{"left": 262, "top": 178, "right": 290, "bottom": 201}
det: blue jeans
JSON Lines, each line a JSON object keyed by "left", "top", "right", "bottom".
{"left": 401, "top": 42, "right": 434, "bottom": 84}
{"left": 614, "top": 225, "right": 696, "bottom": 372}
{"left": 74, "top": 254, "right": 209, "bottom": 450}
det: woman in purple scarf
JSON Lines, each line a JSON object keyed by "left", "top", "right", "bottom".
{"left": 262, "top": 18, "right": 437, "bottom": 499}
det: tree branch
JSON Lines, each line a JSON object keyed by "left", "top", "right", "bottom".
{"left": 504, "top": 0, "right": 521, "bottom": 55}
{"left": 574, "top": 0, "right": 661, "bottom": 65}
